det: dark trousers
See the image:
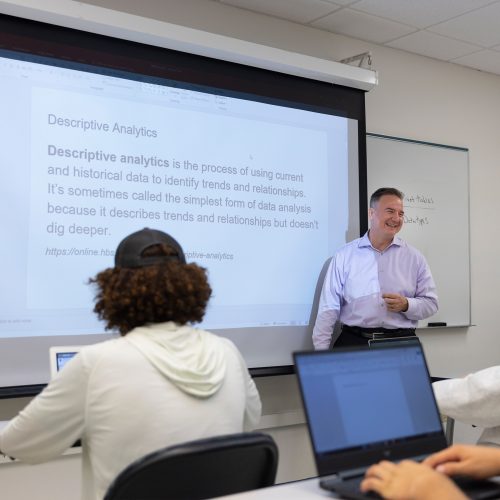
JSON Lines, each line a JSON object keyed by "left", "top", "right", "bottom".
{"left": 333, "top": 329, "right": 369, "bottom": 348}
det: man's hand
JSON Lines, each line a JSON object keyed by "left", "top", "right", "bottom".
{"left": 361, "top": 459, "right": 466, "bottom": 500}
{"left": 423, "top": 444, "right": 500, "bottom": 480}
{"left": 382, "top": 293, "right": 409, "bottom": 312}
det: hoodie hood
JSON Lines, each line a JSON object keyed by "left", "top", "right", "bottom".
{"left": 125, "top": 322, "right": 226, "bottom": 398}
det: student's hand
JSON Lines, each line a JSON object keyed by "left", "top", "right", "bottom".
{"left": 382, "top": 293, "right": 409, "bottom": 312}
{"left": 361, "top": 459, "right": 466, "bottom": 500}
{"left": 423, "top": 444, "right": 500, "bottom": 480}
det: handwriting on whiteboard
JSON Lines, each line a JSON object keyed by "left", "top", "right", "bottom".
{"left": 404, "top": 193, "right": 434, "bottom": 227}
{"left": 405, "top": 194, "right": 434, "bottom": 205}
{"left": 404, "top": 215, "right": 429, "bottom": 226}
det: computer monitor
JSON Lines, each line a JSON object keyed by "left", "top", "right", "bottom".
{"left": 49, "top": 346, "right": 82, "bottom": 378}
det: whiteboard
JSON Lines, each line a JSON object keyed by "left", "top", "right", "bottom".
{"left": 367, "top": 134, "right": 470, "bottom": 328}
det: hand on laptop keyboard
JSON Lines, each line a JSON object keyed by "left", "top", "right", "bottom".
{"left": 361, "top": 460, "right": 468, "bottom": 500}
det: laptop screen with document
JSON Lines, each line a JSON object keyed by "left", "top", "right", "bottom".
{"left": 294, "top": 345, "right": 446, "bottom": 476}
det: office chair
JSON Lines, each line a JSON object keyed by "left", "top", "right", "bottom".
{"left": 103, "top": 431, "right": 279, "bottom": 500}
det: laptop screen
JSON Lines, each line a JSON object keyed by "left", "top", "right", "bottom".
{"left": 49, "top": 346, "right": 82, "bottom": 378}
{"left": 56, "top": 352, "right": 78, "bottom": 372}
{"left": 295, "top": 345, "right": 446, "bottom": 475}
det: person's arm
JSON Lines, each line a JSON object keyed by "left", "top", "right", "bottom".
{"left": 423, "top": 444, "right": 500, "bottom": 479}
{"left": 433, "top": 366, "right": 500, "bottom": 427}
{"left": 0, "top": 353, "right": 86, "bottom": 463}
{"left": 242, "top": 370, "right": 262, "bottom": 431}
{"left": 312, "top": 309, "right": 339, "bottom": 350}
{"left": 403, "top": 254, "right": 438, "bottom": 320}
{"left": 231, "top": 346, "right": 261, "bottom": 431}
{"left": 312, "top": 258, "right": 341, "bottom": 350}
{"left": 361, "top": 459, "right": 466, "bottom": 500}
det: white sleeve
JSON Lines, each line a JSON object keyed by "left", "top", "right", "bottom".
{"left": 243, "top": 374, "right": 262, "bottom": 431}
{"left": 433, "top": 366, "right": 500, "bottom": 428}
{"left": 220, "top": 337, "right": 262, "bottom": 431}
{"left": 229, "top": 343, "right": 261, "bottom": 430}
{"left": 0, "top": 353, "right": 87, "bottom": 463}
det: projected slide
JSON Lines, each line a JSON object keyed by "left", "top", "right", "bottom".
{"left": 0, "top": 54, "right": 355, "bottom": 339}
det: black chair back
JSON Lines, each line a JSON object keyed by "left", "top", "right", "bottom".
{"left": 104, "top": 432, "right": 279, "bottom": 500}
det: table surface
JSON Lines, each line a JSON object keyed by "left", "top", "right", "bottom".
{"left": 218, "top": 477, "right": 338, "bottom": 499}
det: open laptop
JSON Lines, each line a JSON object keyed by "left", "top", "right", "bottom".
{"left": 294, "top": 344, "right": 500, "bottom": 500}
{"left": 49, "top": 346, "right": 82, "bottom": 378}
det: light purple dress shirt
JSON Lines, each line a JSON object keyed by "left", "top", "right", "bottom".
{"left": 312, "top": 233, "right": 438, "bottom": 350}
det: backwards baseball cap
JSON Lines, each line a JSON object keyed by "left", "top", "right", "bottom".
{"left": 114, "top": 228, "right": 186, "bottom": 268}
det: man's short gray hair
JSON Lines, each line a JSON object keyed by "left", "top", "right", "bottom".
{"left": 369, "top": 187, "right": 404, "bottom": 208}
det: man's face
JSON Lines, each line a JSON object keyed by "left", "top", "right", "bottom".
{"left": 369, "top": 194, "right": 404, "bottom": 240}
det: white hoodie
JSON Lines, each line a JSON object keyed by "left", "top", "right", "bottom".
{"left": 126, "top": 322, "right": 227, "bottom": 398}
{"left": 0, "top": 323, "right": 261, "bottom": 500}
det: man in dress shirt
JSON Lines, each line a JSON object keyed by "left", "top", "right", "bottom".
{"left": 312, "top": 187, "right": 438, "bottom": 349}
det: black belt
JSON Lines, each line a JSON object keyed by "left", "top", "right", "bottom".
{"left": 342, "top": 324, "right": 416, "bottom": 339}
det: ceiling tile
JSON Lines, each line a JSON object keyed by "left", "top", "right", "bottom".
{"left": 452, "top": 49, "right": 500, "bottom": 75}
{"left": 209, "top": 0, "right": 500, "bottom": 78}
{"left": 311, "top": 8, "right": 416, "bottom": 44}
{"left": 428, "top": 2, "right": 500, "bottom": 48}
{"left": 349, "top": 0, "right": 496, "bottom": 29}
{"left": 387, "top": 30, "right": 482, "bottom": 61}
{"left": 219, "top": 0, "right": 341, "bottom": 23}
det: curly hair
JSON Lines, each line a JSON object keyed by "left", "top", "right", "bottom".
{"left": 89, "top": 245, "right": 212, "bottom": 335}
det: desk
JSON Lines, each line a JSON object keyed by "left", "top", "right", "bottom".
{"left": 218, "top": 475, "right": 500, "bottom": 499}
{"left": 219, "top": 477, "right": 335, "bottom": 499}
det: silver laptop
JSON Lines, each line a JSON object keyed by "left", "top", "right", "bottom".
{"left": 294, "top": 344, "right": 500, "bottom": 500}
{"left": 49, "top": 346, "right": 82, "bottom": 378}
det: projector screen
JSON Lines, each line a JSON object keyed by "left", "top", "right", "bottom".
{"left": 0, "top": 14, "right": 367, "bottom": 393}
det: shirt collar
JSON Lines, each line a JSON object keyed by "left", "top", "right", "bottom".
{"left": 358, "top": 232, "right": 404, "bottom": 249}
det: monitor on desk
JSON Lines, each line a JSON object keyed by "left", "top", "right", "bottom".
{"left": 49, "top": 346, "right": 82, "bottom": 378}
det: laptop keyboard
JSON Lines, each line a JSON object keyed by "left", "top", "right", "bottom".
{"left": 321, "top": 474, "right": 500, "bottom": 500}
{"left": 452, "top": 476, "right": 500, "bottom": 500}
{"left": 320, "top": 475, "right": 382, "bottom": 499}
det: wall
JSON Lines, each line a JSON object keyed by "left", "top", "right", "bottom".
{"left": 1, "top": 0, "right": 499, "bottom": 497}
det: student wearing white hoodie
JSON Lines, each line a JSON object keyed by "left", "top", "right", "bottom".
{"left": 0, "top": 228, "right": 261, "bottom": 500}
